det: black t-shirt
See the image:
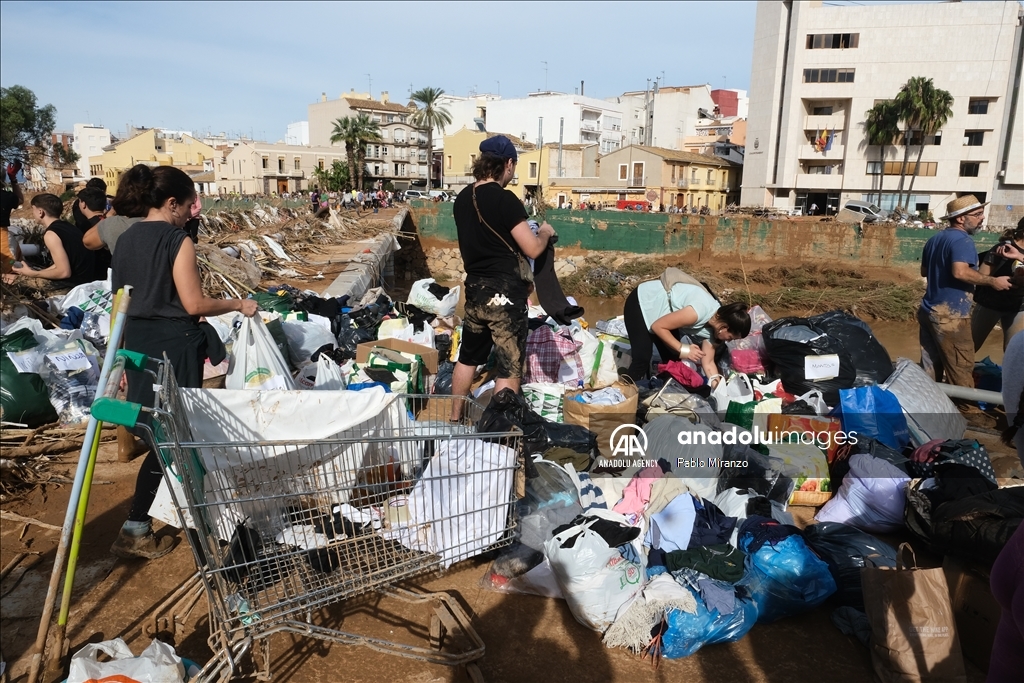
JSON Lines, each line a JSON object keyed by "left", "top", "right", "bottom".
{"left": 83, "top": 214, "right": 112, "bottom": 280}
{"left": 112, "top": 220, "right": 193, "bottom": 320}
{"left": 0, "top": 188, "right": 16, "bottom": 228}
{"left": 453, "top": 182, "right": 529, "bottom": 295}
{"left": 46, "top": 220, "right": 96, "bottom": 288}
{"left": 974, "top": 245, "right": 1024, "bottom": 312}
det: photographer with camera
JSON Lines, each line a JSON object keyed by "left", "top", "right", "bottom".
{"left": 973, "top": 218, "right": 1024, "bottom": 350}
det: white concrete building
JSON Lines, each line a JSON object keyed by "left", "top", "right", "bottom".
{"left": 71, "top": 123, "right": 110, "bottom": 180}
{"left": 215, "top": 142, "right": 347, "bottom": 195}
{"left": 741, "top": 0, "right": 1024, "bottom": 228}
{"left": 609, "top": 85, "right": 718, "bottom": 152}
{"left": 484, "top": 92, "right": 625, "bottom": 153}
{"left": 432, "top": 93, "right": 498, "bottom": 148}
{"left": 285, "top": 121, "right": 309, "bottom": 146}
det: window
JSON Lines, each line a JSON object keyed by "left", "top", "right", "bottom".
{"left": 932, "top": 132, "right": 942, "bottom": 146}
{"left": 294, "top": 157, "right": 301, "bottom": 170}
{"left": 618, "top": 164, "right": 628, "bottom": 181}
{"left": 446, "top": 154, "right": 452, "bottom": 170}
{"left": 964, "top": 131, "right": 984, "bottom": 146}
{"left": 968, "top": 99, "right": 989, "bottom": 115}
{"left": 318, "top": 158, "right": 325, "bottom": 170}
{"left": 529, "top": 162, "right": 538, "bottom": 179}
{"left": 670, "top": 165, "right": 676, "bottom": 182}
{"left": 278, "top": 158, "right": 284, "bottom": 172}
{"left": 806, "top": 33, "right": 859, "bottom": 49}
{"left": 812, "top": 106, "right": 833, "bottom": 116}
{"left": 866, "top": 161, "right": 882, "bottom": 175}
{"left": 706, "top": 169, "right": 714, "bottom": 183}
{"left": 803, "top": 69, "right": 855, "bottom": 83}
{"left": 879, "top": 161, "right": 937, "bottom": 176}
{"left": 261, "top": 157, "right": 268, "bottom": 169}
{"left": 960, "top": 162, "right": 980, "bottom": 177}
{"left": 382, "top": 146, "right": 388, "bottom": 156}
{"left": 631, "top": 162, "right": 644, "bottom": 185}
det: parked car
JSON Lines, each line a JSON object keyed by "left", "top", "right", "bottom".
{"left": 843, "top": 200, "right": 888, "bottom": 222}
{"left": 404, "top": 189, "right": 430, "bottom": 200}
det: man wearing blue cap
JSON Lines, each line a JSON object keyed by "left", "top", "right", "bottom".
{"left": 450, "top": 135, "right": 556, "bottom": 419}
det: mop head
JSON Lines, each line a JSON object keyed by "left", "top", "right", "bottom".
{"left": 603, "top": 574, "right": 697, "bottom": 651}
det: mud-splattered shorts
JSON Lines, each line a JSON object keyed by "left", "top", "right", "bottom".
{"left": 918, "top": 306, "right": 975, "bottom": 387}
{"left": 459, "top": 282, "right": 528, "bottom": 379}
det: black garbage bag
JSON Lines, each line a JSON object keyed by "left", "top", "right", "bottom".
{"left": 222, "top": 520, "right": 286, "bottom": 591}
{"left": 762, "top": 317, "right": 856, "bottom": 406}
{"left": 803, "top": 521, "right": 897, "bottom": 609}
{"left": 929, "top": 487, "right": 1024, "bottom": 568}
{"left": 477, "top": 388, "right": 598, "bottom": 459}
{"left": 808, "top": 310, "right": 894, "bottom": 385}
{"left": 334, "top": 317, "right": 376, "bottom": 361}
{"left": 433, "top": 360, "right": 454, "bottom": 395}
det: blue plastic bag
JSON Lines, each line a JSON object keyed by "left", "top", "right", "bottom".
{"left": 835, "top": 385, "right": 909, "bottom": 451}
{"left": 660, "top": 588, "right": 758, "bottom": 659}
{"left": 740, "top": 534, "right": 837, "bottom": 623}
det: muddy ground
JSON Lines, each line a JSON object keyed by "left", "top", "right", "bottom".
{"left": 2, "top": 206, "right": 1019, "bottom": 682}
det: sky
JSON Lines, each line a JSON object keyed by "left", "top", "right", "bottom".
{"left": 0, "top": 1, "right": 759, "bottom": 141}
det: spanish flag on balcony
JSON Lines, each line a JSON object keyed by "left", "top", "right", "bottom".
{"left": 824, "top": 128, "right": 835, "bottom": 152}
{"left": 816, "top": 129, "right": 829, "bottom": 153}
{"left": 813, "top": 128, "right": 822, "bottom": 152}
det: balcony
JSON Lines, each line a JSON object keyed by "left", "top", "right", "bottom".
{"left": 803, "top": 112, "right": 847, "bottom": 131}
{"left": 627, "top": 176, "right": 645, "bottom": 187}
{"left": 798, "top": 144, "right": 844, "bottom": 159}
{"left": 795, "top": 173, "right": 844, "bottom": 190}
{"left": 581, "top": 122, "right": 597, "bottom": 131}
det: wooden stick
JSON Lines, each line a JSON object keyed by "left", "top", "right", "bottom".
{"left": 0, "top": 511, "right": 62, "bottom": 531}
{"left": 0, "top": 552, "right": 28, "bottom": 581}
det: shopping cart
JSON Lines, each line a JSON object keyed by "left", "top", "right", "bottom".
{"left": 92, "top": 350, "right": 523, "bottom": 683}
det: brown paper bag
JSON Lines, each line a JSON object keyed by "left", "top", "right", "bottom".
{"left": 563, "top": 380, "right": 639, "bottom": 458}
{"left": 861, "top": 544, "right": 966, "bottom": 683}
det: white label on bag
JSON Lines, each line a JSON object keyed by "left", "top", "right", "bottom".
{"left": 46, "top": 349, "right": 91, "bottom": 372}
{"left": 6, "top": 350, "right": 42, "bottom": 373}
{"left": 804, "top": 354, "right": 840, "bottom": 380}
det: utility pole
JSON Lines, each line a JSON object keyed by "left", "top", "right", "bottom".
{"left": 496, "top": 80, "right": 500, "bottom": 96}
{"left": 558, "top": 117, "right": 564, "bottom": 178}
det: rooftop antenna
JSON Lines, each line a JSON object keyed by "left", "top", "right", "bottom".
{"left": 542, "top": 61, "right": 548, "bottom": 91}
{"left": 366, "top": 73, "right": 372, "bottom": 97}
{"left": 496, "top": 80, "right": 500, "bottom": 96}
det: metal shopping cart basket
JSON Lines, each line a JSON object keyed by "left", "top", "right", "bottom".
{"left": 92, "top": 351, "right": 523, "bottom": 683}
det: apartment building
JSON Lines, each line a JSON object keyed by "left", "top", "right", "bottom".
{"left": 610, "top": 85, "right": 718, "bottom": 151}
{"left": 308, "top": 90, "right": 431, "bottom": 189}
{"left": 742, "top": 0, "right": 1024, "bottom": 226}
{"left": 484, "top": 92, "right": 625, "bottom": 154}
{"left": 72, "top": 124, "right": 111, "bottom": 180}
{"left": 90, "top": 129, "right": 217, "bottom": 193}
{"left": 215, "top": 142, "right": 347, "bottom": 195}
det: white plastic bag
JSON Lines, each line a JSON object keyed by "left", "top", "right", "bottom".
{"left": 226, "top": 315, "right": 296, "bottom": 390}
{"left": 408, "top": 278, "right": 459, "bottom": 317}
{"left": 815, "top": 453, "right": 910, "bottom": 533}
{"left": 795, "top": 389, "right": 829, "bottom": 415}
{"left": 522, "top": 382, "right": 566, "bottom": 422}
{"left": 313, "top": 354, "right": 345, "bottom": 390}
{"left": 713, "top": 373, "right": 754, "bottom": 417}
{"left": 545, "top": 516, "right": 644, "bottom": 632}
{"left": 282, "top": 319, "right": 336, "bottom": 365}
{"left": 67, "top": 638, "right": 184, "bottom": 683}
{"left": 569, "top": 323, "right": 619, "bottom": 389}
{"left": 58, "top": 280, "right": 113, "bottom": 316}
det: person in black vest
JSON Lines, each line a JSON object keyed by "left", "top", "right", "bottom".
{"left": 10, "top": 193, "right": 95, "bottom": 288}
{"left": 77, "top": 186, "right": 112, "bottom": 279}
{"left": 109, "top": 164, "right": 258, "bottom": 559}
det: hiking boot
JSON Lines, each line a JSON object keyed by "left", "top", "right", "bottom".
{"left": 110, "top": 529, "right": 176, "bottom": 560}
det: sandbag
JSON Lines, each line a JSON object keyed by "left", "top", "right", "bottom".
{"left": 802, "top": 521, "right": 897, "bottom": 609}
{"left": 740, "top": 533, "right": 837, "bottom": 623}
{"left": 545, "top": 515, "right": 643, "bottom": 631}
{"left": 660, "top": 589, "right": 759, "bottom": 659}
{"left": 762, "top": 317, "right": 856, "bottom": 406}
{"left": 816, "top": 453, "right": 910, "bottom": 533}
{"left": 0, "top": 328, "right": 58, "bottom": 427}
{"left": 808, "top": 310, "right": 894, "bottom": 385}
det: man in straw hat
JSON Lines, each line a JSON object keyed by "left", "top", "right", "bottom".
{"left": 918, "top": 194, "right": 1011, "bottom": 387}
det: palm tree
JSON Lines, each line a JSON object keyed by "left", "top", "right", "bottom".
{"left": 329, "top": 114, "right": 382, "bottom": 190}
{"left": 863, "top": 100, "right": 900, "bottom": 207}
{"left": 904, "top": 85, "right": 953, "bottom": 212}
{"left": 893, "top": 76, "right": 933, "bottom": 210}
{"left": 350, "top": 113, "right": 382, "bottom": 190}
{"left": 329, "top": 117, "right": 358, "bottom": 188}
{"left": 408, "top": 87, "right": 452, "bottom": 190}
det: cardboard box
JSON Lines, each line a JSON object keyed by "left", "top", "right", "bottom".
{"left": 356, "top": 338, "right": 439, "bottom": 374}
{"left": 943, "top": 555, "right": 1001, "bottom": 672}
